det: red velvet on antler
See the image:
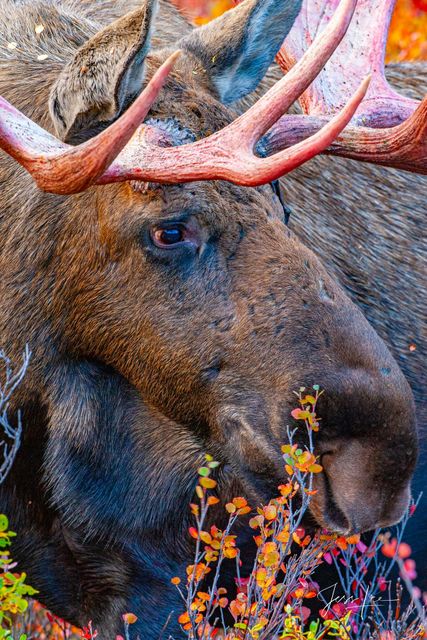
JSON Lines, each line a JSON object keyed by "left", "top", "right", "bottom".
{"left": 269, "top": 0, "right": 427, "bottom": 174}
{"left": 0, "top": 0, "right": 368, "bottom": 194}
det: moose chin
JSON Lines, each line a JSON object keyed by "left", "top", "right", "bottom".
{"left": 0, "top": 0, "right": 422, "bottom": 636}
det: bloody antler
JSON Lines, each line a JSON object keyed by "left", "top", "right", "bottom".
{"left": 269, "top": 0, "right": 427, "bottom": 174}
{"left": 0, "top": 0, "right": 368, "bottom": 194}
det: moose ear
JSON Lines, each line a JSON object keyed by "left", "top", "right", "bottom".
{"left": 49, "top": 0, "right": 158, "bottom": 143}
{"left": 180, "top": 0, "right": 302, "bottom": 104}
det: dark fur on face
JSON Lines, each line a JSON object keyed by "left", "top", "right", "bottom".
{"left": 0, "top": 0, "right": 420, "bottom": 636}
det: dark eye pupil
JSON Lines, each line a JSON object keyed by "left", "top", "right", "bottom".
{"left": 159, "top": 227, "right": 183, "bottom": 244}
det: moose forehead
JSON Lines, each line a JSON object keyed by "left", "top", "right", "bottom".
{"left": 92, "top": 70, "right": 287, "bottom": 247}
{"left": 124, "top": 68, "right": 284, "bottom": 232}
{"left": 116, "top": 169, "right": 286, "bottom": 243}
{"left": 143, "top": 116, "right": 197, "bottom": 146}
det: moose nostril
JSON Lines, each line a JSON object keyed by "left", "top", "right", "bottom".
{"left": 320, "top": 452, "right": 335, "bottom": 466}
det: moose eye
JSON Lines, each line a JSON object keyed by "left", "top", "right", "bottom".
{"left": 148, "top": 219, "right": 204, "bottom": 257}
{"left": 151, "top": 224, "right": 186, "bottom": 248}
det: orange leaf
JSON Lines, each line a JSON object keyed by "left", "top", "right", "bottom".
{"left": 397, "top": 542, "right": 412, "bottom": 559}
{"left": 276, "top": 529, "right": 290, "bottom": 544}
{"left": 122, "top": 613, "right": 138, "bottom": 625}
{"left": 263, "top": 505, "right": 277, "bottom": 520}
{"left": 249, "top": 516, "right": 262, "bottom": 529}
{"left": 345, "top": 534, "right": 361, "bottom": 545}
{"left": 199, "top": 531, "right": 212, "bottom": 544}
{"left": 178, "top": 612, "right": 190, "bottom": 625}
{"left": 200, "top": 477, "right": 217, "bottom": 489}
{"left": 232, "top": 497, "right": 248, "bottom": 508}
{"left": 301, "top": 395, "right": 316, "bottom": 405}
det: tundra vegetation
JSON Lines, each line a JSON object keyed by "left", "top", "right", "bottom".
{"left": 1, "top": 380, "right": 426, "bottom": 639}
{"left": 0, "top": 0, "right": 425, "bottom": 636}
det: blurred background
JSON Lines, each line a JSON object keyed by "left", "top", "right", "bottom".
{"left": 172, "top": 0, "right": 427, "bottom": 61}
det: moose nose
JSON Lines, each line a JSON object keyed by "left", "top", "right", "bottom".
{"left": 317, "top": 441, "right": 413, "bottom": 534}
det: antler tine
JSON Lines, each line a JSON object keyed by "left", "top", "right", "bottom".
{"left": 263, "top": 94, "right": 427, "bottom": 175}
{"left": 272, "top": 0, "right": 427, "bottom": 174}
{"left": 100, "top": 75, "right": 370, "bottom": 187}
{"left": 0, "top": 51, "right": 181, "bottom": 194}
{"left": 277, "top": 0, "right": 418, "bottom": 126}
{"left": 330, "top": 94, "right": 427, "bottom": 173}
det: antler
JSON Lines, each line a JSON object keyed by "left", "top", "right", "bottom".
{"left": 0, "top": 51, "right": 182, "bottom": 194}
{"left": 0, "top": 0, "right": 369, "bottom": 194}
{"left": 267, "top": 0, "right": 427, "bottom": 174}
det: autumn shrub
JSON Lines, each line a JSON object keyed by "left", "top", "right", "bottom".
{"left": 0, "top": 515, "right": 37, "bottom": 640}
{"left": 169, "top": 388, "right": 426, "bottom": 640}
{"left": 5, "top": 384, "right": 426, "bottom": 640}
{"left": 0, "top": 347, "right": 37, "bottom": 640}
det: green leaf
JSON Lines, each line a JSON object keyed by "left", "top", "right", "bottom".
{"left": 0, "top": 515, "right": 9, "bottom": 533}
{"left": 17, "top": 600, "right": 29, "bottom": 613}
{"left": 197, "top": 467, "right": 210, "bottom": 477}
{"left": 4, "top": 572, "right": 17, "bottom": 581}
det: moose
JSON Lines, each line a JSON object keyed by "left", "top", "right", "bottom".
{"left": 0, "top": 0, "right": 425, "bottom": 635}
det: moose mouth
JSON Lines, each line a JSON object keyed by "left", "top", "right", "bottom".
{"left": 216, "top": 422, "right": 383, "bottom": 536}
{"left": 222, "top": 448, "right": 410, "bottom": 538}
{"left": 307, "top": 458, "right": 413, "bottom": 536}
{"left": 307, "top": 470, "right": 356, "bottom": 535}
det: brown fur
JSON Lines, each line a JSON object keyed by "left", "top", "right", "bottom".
{"left": 0, "top": 0, "right": 422, "bottom": 634}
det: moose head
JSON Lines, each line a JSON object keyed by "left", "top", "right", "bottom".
{"left": 0, "top": 0, "right": 420, "bottom": 545}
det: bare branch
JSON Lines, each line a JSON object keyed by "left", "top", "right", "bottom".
{"left": 0, "top": 345, "right": 31, "bottom": 484}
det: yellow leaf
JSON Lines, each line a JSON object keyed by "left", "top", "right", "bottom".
{"left": 200, "top": 477, "right": 217, "bottom": 489}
